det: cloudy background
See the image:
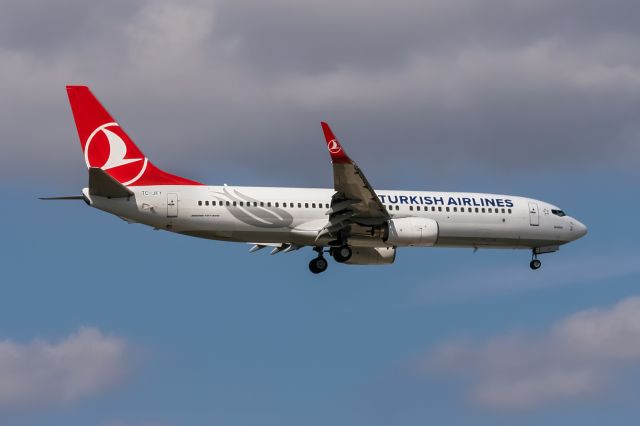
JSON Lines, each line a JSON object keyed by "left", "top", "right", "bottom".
{"left": 1, "top": 0, "right": 639, "bottom": 425}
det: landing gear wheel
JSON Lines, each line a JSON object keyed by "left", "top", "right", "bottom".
{"left": 530, "top": 259, "right": 542, "bottom": 270}
{"left": 332, "top": 245, "right": 352, "bottom": 263}
{"left": 309, "top": 256, "right": 328, "bottom": 274}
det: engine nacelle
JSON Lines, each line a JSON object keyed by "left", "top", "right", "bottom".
{"left": 344, "top": 247, "right": 396, "bottom": 265}
{"left": 384, "top": 217, "right": 439, "bottom": 246}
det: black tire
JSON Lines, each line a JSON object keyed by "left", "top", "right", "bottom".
{"left": 530, "top": 259, "right": 542, "bottom": 270}
{"left": 332, "top": 245, "right": 352, "bottom": 263}
{"left": 309, "top": 257, "right": 328, "bottom": 274}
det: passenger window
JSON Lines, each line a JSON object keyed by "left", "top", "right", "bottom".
{"left": 240, "top": 202, "right": 244, "bottom": 207}
{"left": 205, "top": 201, "right": 209, "bottom": 206}
{"left": 290, "top": 203, "right": 294, "bottom": 208}
{"left": 305, "top": 203, "right": 309, "bottom": 208}
{"left": 431, "top": 206, "right": 436, "bottom": 212}
{"left": 233, "top": 201, "right": 237, "bottom": 206}
{"left": 488, "top": 208, "right": 492, "bottom": 213}
{"left": 409, "top": 206, "right": 413, "bottom": 211}
{"left": 460, "top": 207, "right": 464, "bottom": 212}
{"left": 475, "top": 207, "right": 479, "bottom": 213}
{"left": 416, "top": 206, "right": 421, "bottom": 211}
{"left": 446, "top": 207, "right": 450, "bottom": 212}
{"left": 212, "top": 201, "right": 216, "bottom": 206}
{"left": 508, "top": 208, "right": 512, "bottom": 214}
{"left": 438, "top": 206, "right": 442, "bottom": 212}
{"left": 226, "top": 201, "right": 230, "bottom": 206}
{"left": 312, "top": 203, "right": 316, "bottom": 208}
{"left": 501, "top": 208, "right": 505, "bottom": 213}
{"left": 260, "top": 202, "right": 264, "bottom": 207}
{"left": 481, "top": 208, "right": 485, "bottom": 213}
{"left": 298, "top": 203, "right": 302, "bottom": 208}
{"left": 326, "top": 204, "right": 329, "bottom": 208}
{"left": 268, "top": 202, "right": 271, "bottom": 207}
{"left": 275, "top": 202, "right": 279, "bottom": 207}
{"left": 254, "top": 202, "right": 258, "bottom": 207}
{"left": 453, "top": 207, "right": 457, "bottom": 212}
{"left": 198, "top": 201, "right": 202, "bottom": 206}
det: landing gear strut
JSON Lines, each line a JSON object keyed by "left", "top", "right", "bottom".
{"left": 530, "top": 250, "right": 542, "bottom": 270}
{"left": 309, "top": 247, "right": 328, "bottom": 274}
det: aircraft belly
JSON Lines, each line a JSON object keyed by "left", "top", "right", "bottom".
{"left": 436, "top": 220, "right": 565, "bottom": 248}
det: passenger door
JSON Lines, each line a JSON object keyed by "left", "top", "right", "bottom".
{"left": 167, "top": 193, "right": 178, "bottom": 218}
{"left": 528, "top": 202, "right": 539, "bottom": 226}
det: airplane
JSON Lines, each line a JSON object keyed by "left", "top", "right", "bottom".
{"left": 42, "top": 86, "right": 587, "bottom": 274}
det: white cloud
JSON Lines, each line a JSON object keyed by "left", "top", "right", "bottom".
{"left": 423, "top": 296, "right": 640, "bottom": 410}
{"left": 0, "top": 327, "right": 130, "bottom": 410}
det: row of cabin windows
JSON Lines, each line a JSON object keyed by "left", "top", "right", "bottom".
{"left": 197, "top": 200, "right": 511, "bottom": 215}
{"left": 198, "top": 200, "right": 330, "bottom": 209}
{"left": 400, "top": 205, "right": 512, "bottom": 214}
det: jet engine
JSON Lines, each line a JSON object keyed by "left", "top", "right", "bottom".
{"left": 344, "top": 247, "right": 396, "bottom": 265}
{"left": 384, "top": 217, "right": 439, "bottom": 246}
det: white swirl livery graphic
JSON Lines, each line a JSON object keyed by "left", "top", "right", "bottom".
{"left": 210, "top": 187, "right": 294, "bottom": 228}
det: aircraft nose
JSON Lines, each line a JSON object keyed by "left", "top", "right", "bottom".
{"left": 573, "top": 220, "right": 588, "bottom": 239}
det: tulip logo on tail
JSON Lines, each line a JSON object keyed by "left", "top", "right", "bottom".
{"left": 327, "top": 139, "right": 342, "bottom": 154}
{"left": 84, "top": 123, "right": 149, "bottom": 185}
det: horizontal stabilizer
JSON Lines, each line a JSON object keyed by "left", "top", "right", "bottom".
{"left": 39, "top": 196, "right": 85, "bottom": 200}
{"left": 89, "top": 167, "right": 134, "bottom": 198}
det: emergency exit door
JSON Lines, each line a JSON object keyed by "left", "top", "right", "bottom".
{"left": 528, "top": 202, "right": 539, "bottom": 226}
{"left": 167, "top": 193, "right": 178, "bottom": 217}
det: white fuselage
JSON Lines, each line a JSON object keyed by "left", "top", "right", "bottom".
{"left": 83, "top": 185, "right": 587, "bottom": 250}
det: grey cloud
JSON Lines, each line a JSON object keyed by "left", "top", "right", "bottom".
{"left": 422, "top": 296, "right": 640, "bottom": 409}
{"left": 0, "top": 0, "right": 137, "bottom": 54}
{"left": 0, "top": 327, "right": 130, "bottom": 410}
{"left": 1, "top": 0, "right": 639, "bottom": 187}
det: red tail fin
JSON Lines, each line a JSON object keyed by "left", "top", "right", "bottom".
{"left": 66, "top": 86, "right": 202, "bottom": 186}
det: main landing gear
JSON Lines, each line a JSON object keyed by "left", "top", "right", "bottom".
{"left": 530, "top": 250, "right": 542, "bottom": 270}
{"left": 309, "top": 247, "right": 328, "bottom": 274}
{"left": 308, "top": 245, "right": 353, "bottom": 274}
{"left": 331, "top": 245, "right": 352, "bottom": 263}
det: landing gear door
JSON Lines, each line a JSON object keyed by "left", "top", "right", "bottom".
{"left": 528, "top": 202, "right": 539, "bottom": 226}
{"left": 167, "top": 193, "right": 178, "bottom": 218}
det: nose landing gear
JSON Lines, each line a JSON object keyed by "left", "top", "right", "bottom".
{"left": 530, "top": 250, "right": 542, "bottom": 270}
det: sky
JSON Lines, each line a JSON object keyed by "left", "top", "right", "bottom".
{"left": 1, "top": 0, "right": 639, "bottom": 425}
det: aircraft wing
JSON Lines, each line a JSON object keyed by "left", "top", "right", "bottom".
{"left": 317, "top": 122, "right": 389, "bottom": 240}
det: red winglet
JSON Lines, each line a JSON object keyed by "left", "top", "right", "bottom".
{"left": 321, "top": 122, "right": 351, "bottom": 164}
{"left": 66, "top": 85, "right": 202, "bottom": 186}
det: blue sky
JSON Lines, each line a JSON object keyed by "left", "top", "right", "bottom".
{"left": 1, "top": 0, "right": 640, "bottom": 425}
{"left": 2, "top": 165, "right": 638, "bottom": 426}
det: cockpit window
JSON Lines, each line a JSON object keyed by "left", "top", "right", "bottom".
{"left": 551, "top": 209, "right": 566, "bottom": 217}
